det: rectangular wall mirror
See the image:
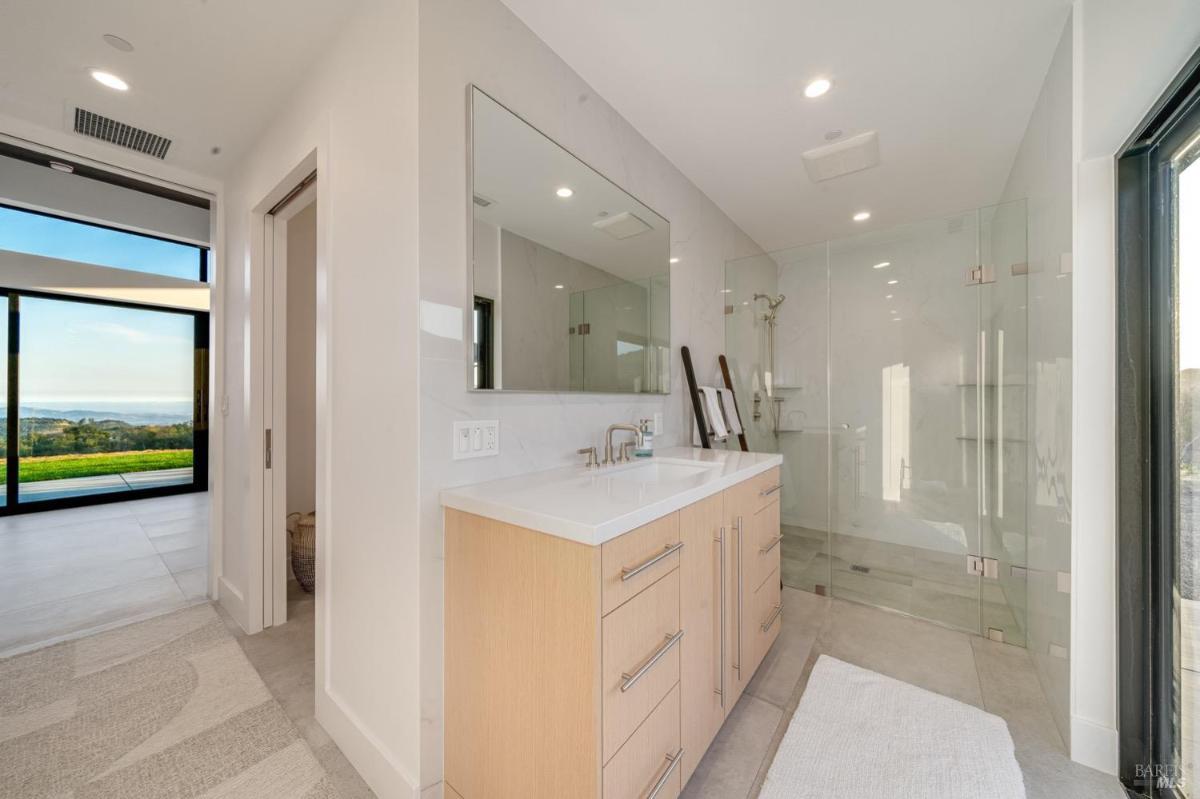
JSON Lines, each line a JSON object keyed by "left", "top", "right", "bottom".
{"left": 469, "top": 86, "right": 671, "bottom": 393}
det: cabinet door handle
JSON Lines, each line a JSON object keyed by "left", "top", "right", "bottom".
{"left": 760, "top": 483, "right": 783, "bottom": 497}
{"left": 620, "top": 630, "right": 684, "bottom": 693}
{"left": 621, "top": 541, "right": 684, "bottom": 582}
{"left": 714, "top": 525, "right": 725, "bottom": 708}
{"left": 646, "top": 748, "right": 684, "bottom": 799}
{"left": 735, "top": 515, "right": 743, "bottom": 676}
{"left": 759, "top": 535, "right": 783, "bottom": 554}
{"left": 761, "top": 604, "right": 783, "bottom": 633}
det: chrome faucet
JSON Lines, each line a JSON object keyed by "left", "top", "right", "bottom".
{"left": 604, "top": 423, "right": 643, "bottom": 465}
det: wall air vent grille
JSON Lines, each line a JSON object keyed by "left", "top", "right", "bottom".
{"left": 73, "top": 108, "right": 172, "bottom": 159}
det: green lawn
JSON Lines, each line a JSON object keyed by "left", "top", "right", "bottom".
{"left": 0, "top": 450, "right": 193, "bottom": 483}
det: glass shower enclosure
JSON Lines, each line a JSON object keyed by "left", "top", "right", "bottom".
{"left": 725, "top": 200, "right": 1029, "bottom": 645}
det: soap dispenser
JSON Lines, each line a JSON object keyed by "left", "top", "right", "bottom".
{"left": 635, "top": 418, "right": 654, "bottom": 457}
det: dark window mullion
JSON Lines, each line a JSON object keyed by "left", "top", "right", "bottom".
{"left": 6, "top": 293, "right": 18, "bottom": 511}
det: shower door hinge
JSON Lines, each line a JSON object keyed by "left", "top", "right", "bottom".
{"left": 966, "top": 555, "right": 999, "bottom": 579}
{"left": 965, "top": 265, "right": 994, "bottom": 285}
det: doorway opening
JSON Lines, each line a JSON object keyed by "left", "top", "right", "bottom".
{"left": 264, "top": 171, "right": 318, "bottom": 629}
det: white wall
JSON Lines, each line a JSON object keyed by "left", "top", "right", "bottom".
{"left": 416, "top": 0, "right": 765, "bottom": 790}
{"left": 1070, "top": 0, "right": 1200, "bottom": 774}
{"left": 217, "top": 0, "right": 422, "bottom": 795}
{"left": 999, "top": 14, "right": 1074, "bottom": 747}
{"left": 286, "top": 200, "right": 317, "bottom": 515}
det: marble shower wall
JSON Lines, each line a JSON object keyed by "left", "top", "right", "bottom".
{"left": 496, "top": 228, "right": 625, "bottom": 390}
{"left": 417, "top": 0, "right": 765, "bottom": 788}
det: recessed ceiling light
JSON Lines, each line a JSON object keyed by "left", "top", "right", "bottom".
{"left": 90, "top": 70, "right": 129, "bottom": 91}
{"left": 873, "top": 261, "right": 891, "bottom": 269}
{"left": 102, "top": 34, "right": 134, "bottom": 52}
{"left": 669, "top": 257, "right": 680, "bottom": 264}
{"left": 887, "top": 279, "right": 899, "bottom": 285}
{"left": 49, "top": 161, "right": 75, "bottom": 174}
{"left": 554, "top": 284, "right": 565, "bottom": 289}
{"left": 885, "top": 294, "right": 893, "bottom": 299}
{"left": 804, "top": 78, "right": 832, "bottom": 98}
{"left": 892, "top": 317, "right": 903, "bottom": 322}
{"left": 555, "top": 187, "right": 573, "bottom": 198}
{"left": 852, "top": 210, "right": 871, "bottom": 222}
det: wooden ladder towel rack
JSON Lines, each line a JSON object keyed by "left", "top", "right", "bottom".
{"left": 681, "top": 346, "right": 749, "bottom": 452}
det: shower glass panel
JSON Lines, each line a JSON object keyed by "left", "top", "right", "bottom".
{"left": 724, "top": 200, "right": 1028, "bottom": 644}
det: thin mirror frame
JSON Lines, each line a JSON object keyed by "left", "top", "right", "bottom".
{"left": 464, "top": 84, "right": 672, "bottom": 394}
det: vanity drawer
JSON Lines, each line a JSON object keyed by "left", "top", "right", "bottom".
{"left": 602, "top": 567, "right": 681, "bottom": 761}
{"left": 749, "top": 495, "right": 782, "bottom": 593}
{"left": 603, "top": 684, "right": 682, "bottom": 799}
{"left": 747, "top": 466, "right": 783, "bottom": 512}
{"left": 749, "top": 567, "right": 783, "bottom": 678}
{"left": 601, "top": 512, "right": 681, "bottom": 616}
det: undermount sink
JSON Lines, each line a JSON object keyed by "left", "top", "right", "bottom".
{"left": 603, "top": 460, "right": 717, "bottom": 485}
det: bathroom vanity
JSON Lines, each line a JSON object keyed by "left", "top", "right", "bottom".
{"left": 441, "top": 447, "right": 784, "bottom": 799}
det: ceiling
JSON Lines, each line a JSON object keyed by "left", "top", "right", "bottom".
{"left": 499, "top": 0, "right": 1072, "bottom": 252}
{"left": 0, "top": 0, "right": 360, "bottom": 177}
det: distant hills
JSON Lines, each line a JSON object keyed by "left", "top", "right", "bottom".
{"left": 0, "top": 406, "right": 192, "bottom": 426}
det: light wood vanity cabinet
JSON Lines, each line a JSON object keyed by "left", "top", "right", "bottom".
{"left": 445, "top": 466, "right": 782, "bottom": 799}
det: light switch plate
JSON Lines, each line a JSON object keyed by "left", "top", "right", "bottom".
{"left": 453, "top": 420, "right": 499, "bottom": 460}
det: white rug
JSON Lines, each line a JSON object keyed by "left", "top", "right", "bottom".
{"left": 760, "top": 655, "right": 1026, "bottom": 799}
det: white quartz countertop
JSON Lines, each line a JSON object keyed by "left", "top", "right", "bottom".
{"left": 439, "top": 446, "right": 783, "bottom": 545}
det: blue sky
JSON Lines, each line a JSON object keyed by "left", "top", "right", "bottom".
{"left": 0, "top": 206, "right": 200, "bottom": 280}
{"left": 0, "top": 207, "right": 198, "bottom": 409}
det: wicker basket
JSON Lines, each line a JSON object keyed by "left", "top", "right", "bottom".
{"left": 286, "top": 511, "right": 316, "bottom": 593}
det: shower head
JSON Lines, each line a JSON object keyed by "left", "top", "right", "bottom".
{"left": 753, "top": 293, "right": 786, "bottom": 311}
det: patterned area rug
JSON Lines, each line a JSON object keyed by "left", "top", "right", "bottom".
{"left": 0, "top": 603, "right": 341, "bottom": 798}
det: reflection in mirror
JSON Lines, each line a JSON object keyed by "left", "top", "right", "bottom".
{"left": 470, "top": 87, "right": 670, "bottom": 393}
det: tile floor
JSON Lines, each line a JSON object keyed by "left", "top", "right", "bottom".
{"left": 0, "top": 491, "right": 209, "bottom": 658}
{"left": 682, "top": 587, "right": 1125, "bottom": 799}
{"left": 218, "top": 580, "right": 376, "bottom": 799}
{"left": 781, "top": 524, "right": 1025, "bottom": 645}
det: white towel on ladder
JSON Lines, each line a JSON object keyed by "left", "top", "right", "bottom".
{"left": 719, "top": 388, "right": 743, "bottom": 436}
{"left": 700, "top": 387, "right": 729, "bottom": 440}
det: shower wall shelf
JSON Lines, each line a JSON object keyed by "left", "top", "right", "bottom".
{"left": 956, "top": 435, "right": 1029, "bottom": 444}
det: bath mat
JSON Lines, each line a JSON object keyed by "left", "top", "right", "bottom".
{"left": 759, "top": 655, "right": 1025, "bottom": 798}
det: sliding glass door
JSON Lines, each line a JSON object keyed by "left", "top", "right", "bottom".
{"left": 10, "top": 294, "right": 203, "bottom": 506}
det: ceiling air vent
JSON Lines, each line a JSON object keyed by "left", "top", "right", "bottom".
{"left": 73, "top": 108, "right": 172, "bottom": 159}
{"left": 801, "top": 131, "right": 879, "bottom": 183}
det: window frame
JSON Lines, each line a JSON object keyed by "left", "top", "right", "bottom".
{"left": 1117, "top": 45, "right": 1200, "bottom": 798}
{"left": 0, "top": 286, "right": 209, "bottom": 515}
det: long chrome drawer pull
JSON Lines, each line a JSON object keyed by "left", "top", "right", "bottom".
{"left": 620, "top": 630, "right": 684, "bottom": 693}
{"left": 759, "top": 535, "right": 783, "bottom": 554}
{"left": 760, "top": 483, "right": 783, "bottom": 497}
{"left": 646, "top": 748, "right": 684, "bottom": 799}
{"left": 621, "top": 541, "right": 684, "bottom": 582}
{"left": 761, "top": 604, "right": 783, "bottom": 633}
{"left": 735, "top": 516, "right": 743, "bottom": 676}
{"left": 715, "top": 526, "right": 726, "bottom": 708}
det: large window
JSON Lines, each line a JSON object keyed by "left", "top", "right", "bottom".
{"left": 0, "top": 208, "right": 208, "bottom": 513}
{"left": 0, "top": 205, "right": 205, "bottom": 280}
